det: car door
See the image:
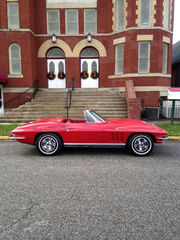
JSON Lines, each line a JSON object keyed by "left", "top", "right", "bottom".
{"left": 64, "top": 122, "right": 106, "bottom": 144}
{"left": 103, "top": 123, "right": 125, "bottom": 144}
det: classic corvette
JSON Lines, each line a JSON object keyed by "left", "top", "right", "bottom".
{"left": 11, "top": 109, "right": 168, "bottom": 156}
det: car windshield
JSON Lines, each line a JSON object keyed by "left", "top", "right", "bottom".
{"left": 83, "top": 109, "right": 107, "bottom": 123}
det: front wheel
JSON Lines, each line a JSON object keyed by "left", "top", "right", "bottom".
{"left": 36, "top": 133, "right": 62, "bottom": 156}
{"left": 127, "top": 134, "right": 154, "bottom": 156}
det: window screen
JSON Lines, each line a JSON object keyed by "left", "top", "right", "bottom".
{"left": 138, "top": 42, "right": 150, "bottom": 73}
{"left": 66, "top": 9, "right": 78, "bottom": 34}
{"left": 84, "top": 9, "right": 97, "bottom": 33}
{"left": 162, "top": 43, "right": 168, "bottom": 73}
{"left": 140, "top": 0, "right": 151, "bottom": 26}
{"left": 47, "top": 10, "right": 60, "bottom": 34}
{"left": 115, "top": 44, "right": 124, "bottom": 74}
{"left": 115, "top": 0, "right": 124, "bottom": 30}
{"left": 7, "top": 2, "right": 19, "bottom": 29}
{"left": 9, "top": 44, "right": 21, "bottom": 74}
{"left": 164, "top": 0, "right": 171, "bottom": 30}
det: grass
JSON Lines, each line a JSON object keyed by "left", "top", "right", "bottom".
{"left": 0, "top": 123, "right": 180, "bottom": 137}
{"left": 0, "top": 124, "right": 20, "bottom": 136}
{"left": 155, "top": 123, "right": 180, "bottom": 136}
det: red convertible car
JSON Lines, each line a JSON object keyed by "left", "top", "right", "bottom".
{"left": 11, "top": 109, "right": 168, "bottom": 156}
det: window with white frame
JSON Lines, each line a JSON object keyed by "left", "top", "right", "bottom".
{"left": 140, "top": 0, "right": 151, "bottom": 26}
{"left": 66, "top": 9, "right": 78, "bottom": 34}
{"left": 47, "top": 10, "right": 60, "bottom": 34}
{"left": 9, "top": 44, "right": 21, "bottom": 74}
{"left": 138, "top": 42, "right": 150, "bottom": 73}
{"left": 115, "top": 0, "right": 125, "bottom": 31}
{"left": 84, "top": 9, "right": 97, "bottom": 33}
{"left": 164, "top": 0, "right": 171, "bottom": 30}
{"left": 162, "top": 43, "right": 168, "bottom": 73}
{"left": 115, "top": 44, "right": 124, "bottom": 74}
{"left": 7, "top": 2, "right": 19, "bottom": 29}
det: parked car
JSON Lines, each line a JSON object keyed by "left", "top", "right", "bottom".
{"left": 11, "top": 109, "right": 168, "bottom": 156}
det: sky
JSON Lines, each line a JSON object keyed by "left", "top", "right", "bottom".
{"left": 173, "top": 0, "right": 180, "bottom": 43}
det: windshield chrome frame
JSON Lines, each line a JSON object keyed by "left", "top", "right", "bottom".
{"left": 83, "top": 109, "right": 106, "bottom": 123}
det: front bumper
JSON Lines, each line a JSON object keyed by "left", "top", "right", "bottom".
{"left": 9, "top": 135, "right": 26, "bottom": 140}
{"left": 156, "top": 136, "right": 168, "bottom": 143}
{"left": 157, "top": 136, "right": 169, "bottom": 141}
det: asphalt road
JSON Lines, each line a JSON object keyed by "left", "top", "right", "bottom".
{"left": 0, "top": 141, "right": 180, "bottom": 240}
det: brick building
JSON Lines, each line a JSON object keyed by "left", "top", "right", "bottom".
{"left": 0, "top": 0, "right": 174, "bottom": 116}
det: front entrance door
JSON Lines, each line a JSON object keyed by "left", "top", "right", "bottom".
{"left": 81, "top": 59, "right": 99, "bottom": 88}
{"left": 0, "top": 85, "right": 4, "bottom": 114}
{"left": 47, "top": 59, "right": 66, "bottom": 88}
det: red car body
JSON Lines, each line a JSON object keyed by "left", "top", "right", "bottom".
{"left": 11, "top": 109, "right": 168, "bottom": 156}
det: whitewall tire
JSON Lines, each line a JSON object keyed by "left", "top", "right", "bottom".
{"left": 127, "top": 134, "right": 154, "bottom": 156}
{"left": 36, "top": 133, "right": 62, "bottom": 156}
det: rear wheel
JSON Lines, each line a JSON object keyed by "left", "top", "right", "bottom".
{"left": 36, "top": 133, "right": 62, "bottom": 156}
{"left": 127, "top": 134, "right": 154, "bottom": 156}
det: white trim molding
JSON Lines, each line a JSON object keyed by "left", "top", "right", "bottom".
{"left": 108, "top": 73, "right": 171, "bottom": 79}
{"left": 8, "top": 74, "right": 23, "bottom": 78}
{"left": 113, "top": 37, "right": 126, "bottom": 45}
{"left": 137, "top": 35, "right": 153, "bottom": 41}
{"left": 163, "top": 36, "right": 170, "bottom": 44}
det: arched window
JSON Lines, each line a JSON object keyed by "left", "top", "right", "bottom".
{"left": 82, "top": 61, "right": 88, "bottom": 72}
{"left": 49, "top": 61, "right": 55, "bottom": 72}
{"left": 9, "top": 43, "right": 21, "bottom": 74}
{"left": 81, "top": 47, "right": 98, "bottom": 58}
{"left": 47, "top": 47, "right": 65, "bottom": 58}
{"left": 91, "top": 61, "right": 97, "bottom": 72}
{"left": 58, "top": 61, "right": 64, "bottom": 72}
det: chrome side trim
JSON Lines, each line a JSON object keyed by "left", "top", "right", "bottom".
{"left": 157, "top": 136, "right": 168, "bottom": 140}
{"left": 64, "top": 143, "right": 126, "bottom": 147}
{"left": 10, "top": 137, "right": 26, "bottom": 140}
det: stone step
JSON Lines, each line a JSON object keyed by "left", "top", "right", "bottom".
{"left": 1, "top": 89, "right": 127, "bottom": 123}
{"left": 0, "top": 111, "right": 127, "bottom": 119}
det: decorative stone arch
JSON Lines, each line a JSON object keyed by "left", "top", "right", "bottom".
{"left": 38, "top": 39, "right": 73, "bottom": 58}
{"left": 73, "top": 39, "right": 107, "bottom": 57}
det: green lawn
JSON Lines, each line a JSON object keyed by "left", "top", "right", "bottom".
{"left": 0, "top": 123, "right": 180, "bottom": 137}
{"left": 155, "top": 123, "right": 180, "bottom": 136}
{"left": 0, "top": 124, "right": 20, "bottom": 136}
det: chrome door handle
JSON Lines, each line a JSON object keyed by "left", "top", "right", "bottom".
{"left": 67, "top": 127, "right": 73, "bottom": 131}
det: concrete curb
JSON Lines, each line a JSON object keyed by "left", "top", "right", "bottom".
{"left": 0, "top": 136, "right": 10, "bottom": 140}
{"left": 0, "top": 136, "right": 180, "bottom": 141}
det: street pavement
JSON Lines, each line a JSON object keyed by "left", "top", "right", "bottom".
{"left": 0, "top": 141, "right": 180, "bottom": 240}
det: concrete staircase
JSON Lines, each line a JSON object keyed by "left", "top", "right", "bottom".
{"left": 0, "top": 89, "right": 127, "bottom": 123}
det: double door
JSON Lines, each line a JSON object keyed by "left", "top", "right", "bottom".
{"left": 81, "top": 59, "right": 99, "bottom": 88}
{"left": 47, "top": 59, "right": 66, "bottom": 88}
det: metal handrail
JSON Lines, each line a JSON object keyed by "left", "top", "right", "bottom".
{"left": 65, "top": 78, "right": 75, "bottom": 118}
{"left": 5, "top": 79, "right": 39, "bottom": 109}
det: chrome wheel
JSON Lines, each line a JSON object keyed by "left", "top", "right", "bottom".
{"left": 37, "top": 133, "right": 62, "bottom": 156}
{"left": 128, "top": 134, "right": 154, "bottom": 156}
